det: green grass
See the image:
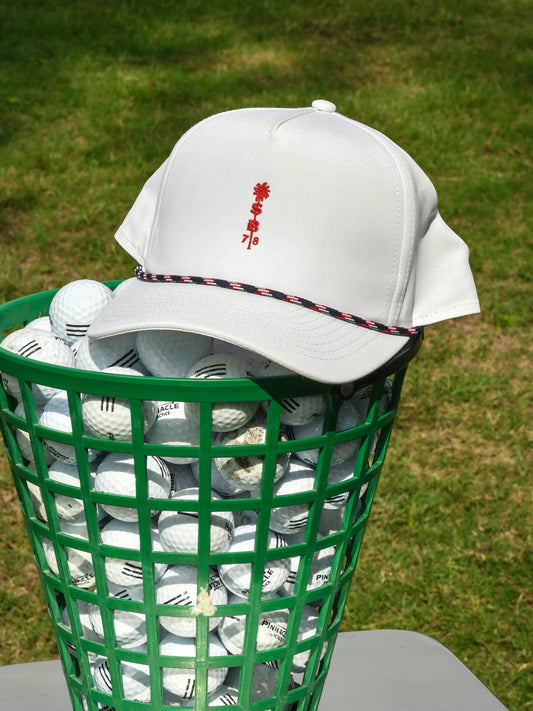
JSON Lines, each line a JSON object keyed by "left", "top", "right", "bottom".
{"left": 0, "top": 1, "right": 531, "bottom": 709}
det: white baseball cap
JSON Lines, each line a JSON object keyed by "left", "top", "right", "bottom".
{"left": 89, "top": 100, "right": 479, "bottom": 384}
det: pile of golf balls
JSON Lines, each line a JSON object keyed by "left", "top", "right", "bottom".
{"left": 0, "top": 278, "right": 395, "bottom": 707}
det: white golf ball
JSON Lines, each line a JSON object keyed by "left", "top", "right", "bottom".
{"left": 145, "top": 401, "right": 200, "bottom": 465}
{"left": 322, "top": 450, "right": 360, "bottom": 509}
{"left": 39, "top": 391, "right": 100, "bottom": 464}
{"left": 61, "top": 599, "right": 103, "bottom": 662}
{"left": 13, "top": 401, "right": 54, "bottom": 465}
{"left": 49, "top": 279, "right": 113, "bottom": 345}
{"left": 160, "top": 632, "right": 228, "bottom": 699}
{"left": 212, "top": 339, "right": 269, "bottom": 375}
{"left": 218, "top": 593, "right": 289, "bottom": 655}
{"left": 88, "top": 583, "right": 147, "bottom": 649}
{"left": 288, "top": 401, "right": 361, "bottom": 466}
{"left": 94, "top": 453, "right": 171, "bottom": 522}
{"left": 0, "top": 326, "right": 75, "bottom": 403}
{"left": 214, "top": 416, "right": 290, "bottom": 491}
{"left": 184, "top": 354, "right": 259, "bottom": 432}
{"left": 277, "top": 532, "right": 335, "bottom": 597}
{"left": 75, "top": 333, "right": 143, "bottom": 372}
{"left": 91, "top": 645, "right": 150, "bottom": 703}
{"left": 81, "top": 366, "right": 157, "bottom": 441}
{"left": 158, "top": 488, "right": 234, "bottom": 555}
{"left": 223, "top": 662, "right": 289, "bottom": 705}
{"left": 291, "top": 604, "right": 325, "bottom": 674}
{"left": 41, "top": 535, "right": 95, "bottom": 589}
{"left": 217, "top": 524, "right": 290, "bottom": 598}
{"left": 26, "top": 316, "right": 53, "bottom": 332}
{"left": 258, "top": 360, "right": 326, "bottom": 426}
{"left": 351, "top": 377, "right": 393, "bottom": 421}
{"left": 136, "top": 329, "right": 212, "bottom": 377}
{"left": 100, "top": 519, "right": 167, "bottom": 588}
{"left": 155, "top": 564, "right": 227, "bottom": 637}
{"left": 48, "top": 460, "right": 87, "bottom": 520}
{"left": 255, "top": 458, "right": 316, "bottom": 535}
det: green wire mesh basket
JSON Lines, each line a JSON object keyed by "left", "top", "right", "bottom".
{"left": 0, "top": 284, "right": 421, "bottom": 711}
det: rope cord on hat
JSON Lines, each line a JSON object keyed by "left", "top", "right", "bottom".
{"left": 134, "top": 266, "right": 422, "bottom": 337}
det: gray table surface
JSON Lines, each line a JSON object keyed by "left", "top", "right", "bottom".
{"left": 0, "top": 629, "right": 509, "bottom": 710}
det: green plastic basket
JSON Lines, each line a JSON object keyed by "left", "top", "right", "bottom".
{"left": 0, "top": 284, "right": 421, "bottom": 711}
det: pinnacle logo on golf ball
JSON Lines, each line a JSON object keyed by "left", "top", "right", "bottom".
{"left": 155, "top": 564, "right": 228, "bottom": 637}
{"left": 160, "top": 632, "right": 229, "bottom": 699}
{"left": 218, "top": 593, "right": 289, "bottom": 655}
{"left": 75, "top": 332, "right": 142, "bottom": 372}
{"left": 145, "top": 400, "right": 200, "bottom": 464}
{"left": 157, "top": 488, "right": 234, "bottom": 555}
{"left": 100, "top": 519, "right": 167, "bottom": 588}
{"left": 287, "top": 400, "right": 361, "bottom": 466}
{"left": 184, "top": 354, "right": 259, "bottom": 432}
{"left": 88, "top": 583, "right": 147, "bottom": 649}
{"left": 136, "top": 329, "right": 213, "bottom": 377}
{"left": 49, "top": 279, "right": 113, "bottom": 345}
{"left": 277, "top": 532, "right": 335, "bottom": 597}
{"left": 93, "top": 452, "right": 171, "bottom": 522}
{"left": 39, "top": 391, "right": 101, "bottom": 464}
{"left": 0, "top": 326, "right": 75, "bottom": 403}
{"left": 258, "top": 360, "right": 326, "bottom": 425}
{"left": 214, "top": 416, "right": 290, "bottom": 490}
{"left": 217, "top": 524, "right": 291, "bottom": 598}
{"left": 81, "top": 366, "right": 157, "bottom": 441}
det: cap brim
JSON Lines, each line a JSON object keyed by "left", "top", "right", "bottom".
{"left": 88, "top": 279, "right": 412, "bottom": 384}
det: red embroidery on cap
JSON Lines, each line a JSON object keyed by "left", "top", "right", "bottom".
{"left": 242, "top": 182, "right": 270, "bottom": 249}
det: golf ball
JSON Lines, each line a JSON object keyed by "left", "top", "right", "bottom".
{"left": 91, "top": 646, "right": 150, "bottom": 703}
{"left": 39, "top": 391, "right": 100, "bottom": 464}
{"left": 217, "top": 524, "right": 290, "bottom": 598}
{"left": 214, "top": 416, "right": 290, "bottom": 490}
{"left": 49, "top": 280, "right": 113, "bottom": 345}
{"left": 184, "top": 354, "right": 259, "bottom": 432}
{"left": 75, "top": 333, "right": 142, "bottom": 372}
{"left": 93, "top": 452, "right": 171, "bottom": 522}
{"left": 258, "top": 458, "right": 316, "bottom": 535}
{"left": 100, "top": 518, "right": 167, "bottom": 588}
{"left": 160, "top": 632, "right": 228, "bottom": 699}
{"left": 155, "top": 564, "right": 227, "bottom": 637}
{"left": 158, "top": 488, "right": 234, "bottom": 555}
{"left": 136, "top": 329, "right": 212, "bottom": 377}
{"left": 258, "top": 360, "right": 326, "bottom": 426}
{"left": 218, "top": 593, "right": 289, "bottom": 655}
{"left": 81, "top": 366, "right": 157, "bottom": 441}
{"left": 88, "top": 583, "right": 147, "bottom": 649}
{"left": 288, "top": 401, "right": 361, "bottom": 466}
{"left": 145, "top": 401, "right": 200, "bottom": 465}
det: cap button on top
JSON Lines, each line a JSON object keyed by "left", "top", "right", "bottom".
{"left": 311, "top": 99, "right": 337, "bottom": 113}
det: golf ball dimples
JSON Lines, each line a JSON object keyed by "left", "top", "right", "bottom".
{"left": 259, "top": 458, "right": 316, "bottom": 535}
{"left": 145, "top": 401, "right": 200, "bottom": 465}
{"left": 158, "top": 488, "right": 234, "bottom": 555}
{"left": 136, "top": 329, "right": 213, "bottom": 377}
{"left": 39, "top": 391, "right": 101, "bottom": 464}
{"left": 217, "top": 524, "right": 290, "bottom": 598}
{"left": 88, "top": 583, "right": 147, "bottom": 649}
{"left": 92, "top": 645, "right": 150, "bottom": 703}
{"left": 101, "top": 519, "right": 167, "bottom": 588}
{"left": 94, "top": 452, "right": 171, "bottom": 522}
{"left": 214, "top": 416, "right": 290, "bottom": 490}
{"left": 49, "top": 279, "right": 113, "bottom": 344}
{"left": 81, "top": 366, "right": 157, "bottom": 441}
{"left": 184, "top": 354, "right": 259, "bottom": 432}
{"left": 75, "top": 333, "right": 142, "bottom": 372}
{"left": 0, "top": 326, "right": 75, "bottom": 403}
{"left": 288, "top": 400, "right": 361, "bottom": 466}
{"left": 26, "top": 315, "right": 53, "bottom": 332}
{"left": 258, "top": 360, "right": 326, "bottom": 425}
{"left": 160, "top": 632, "right": 228, "bottom": 699}
{"left": 218, "top": 593, "right": 289, "bottom": 655}
{"left": 155, "top": 564, "right": 227, "bottom": 637}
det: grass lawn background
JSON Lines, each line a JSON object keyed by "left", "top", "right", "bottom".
{"left": 0, "top": 2, "right": 531, "bottom": 709}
